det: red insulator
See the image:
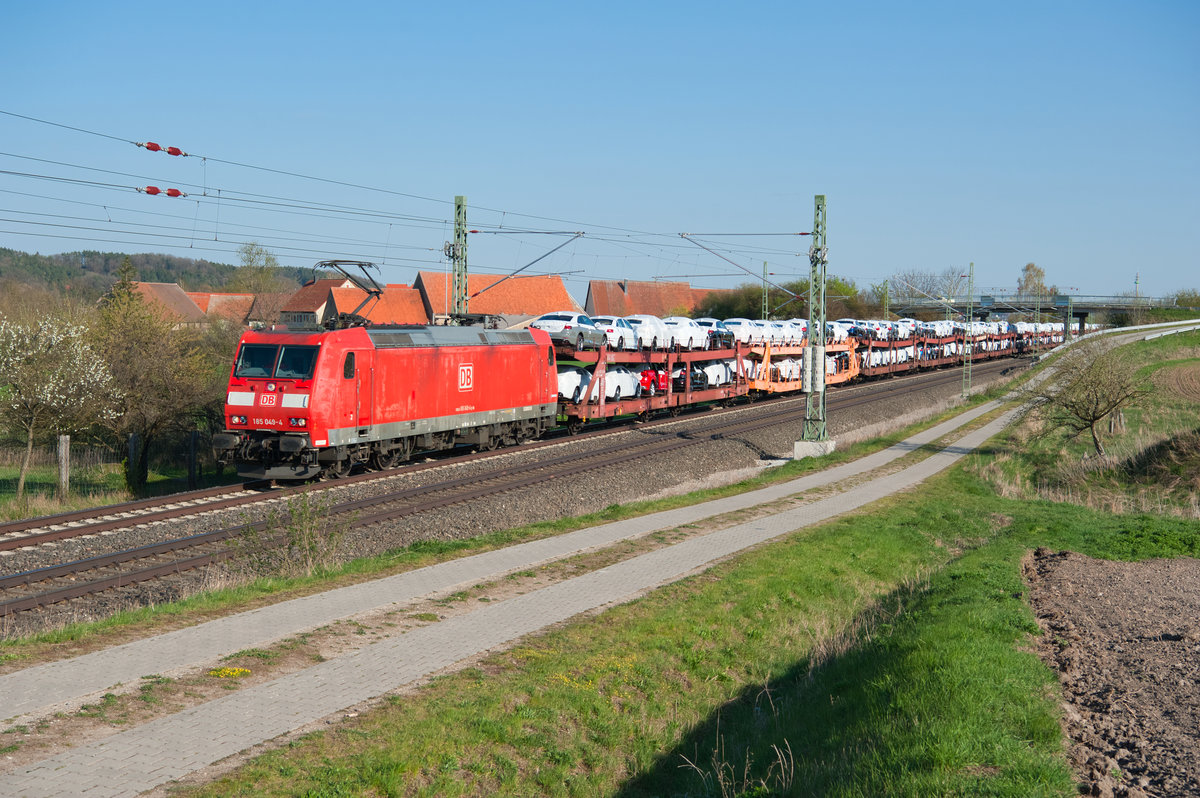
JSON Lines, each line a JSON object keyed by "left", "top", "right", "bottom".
{"left": 166, "top": 146, "right": 185, "bottom": 156}
{"left": 144, "top": 142, "right": 162, "bottom": 152}
{"left": 144, "top": 186, "right": 161, "bottom": 195}
{"left": 165, "top": 188, "right": 184, "bottom": 197}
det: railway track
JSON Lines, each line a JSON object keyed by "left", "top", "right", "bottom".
{"left": 0, "top": 356, "right": 1026, "bottom": 622}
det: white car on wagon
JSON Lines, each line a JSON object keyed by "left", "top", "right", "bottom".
{"left": 661, "top": 317, "right": 709, "bottom": 349}
{"left": 723, "top": 318, "right": 767, "bottom": 345}
{"left": 588, "top": 315, "right": 641, "bottom": 351}
{"left": 623, "top": 315, "right": 672, "bottom": 349}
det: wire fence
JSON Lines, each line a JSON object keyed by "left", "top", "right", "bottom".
{"left": 0, "top": 430, "right": 222, "bottom": 500}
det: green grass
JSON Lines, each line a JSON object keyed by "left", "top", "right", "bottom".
{"left": 0, "top": 460, "right": 242, "bottom": 521}
{"left": 979, "top": 329, "right": 1200, "bottom": 515}
{"left": 173, "top": 464, "right": 1200, "bottom": 798}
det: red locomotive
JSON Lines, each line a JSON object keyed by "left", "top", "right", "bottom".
{"left": 213, "top": 324, "right": 559, "bottom": 480}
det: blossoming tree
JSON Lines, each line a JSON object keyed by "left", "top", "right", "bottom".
{"left": 0, "top": 317, "right": 118, "bottom": 499}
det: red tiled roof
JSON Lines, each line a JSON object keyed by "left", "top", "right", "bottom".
{"left": 330, "top": 285, "right": 428, "bottom": 325}
{"left": 186, "top": 292, "right": 214, "bottom": 313}
{"left": 187, "top": 292, "right": 256, "bottom": 323}
{"left": 586, "top": 280, "right": 720, "bottom": 318}
{"left": 133, "top": 283, "right": 205, "bottom": 323}
{"left": 415, "top": 272, "right": 579, "bottom": 317}
{"left": 586, "top": 281, "right": 633, "bottom": 317}
{"left": 281, "top": 279, "right": 355, "bottom": 312}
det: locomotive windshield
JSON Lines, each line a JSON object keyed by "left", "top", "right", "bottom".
{"left": 276, "top": 345, "right": 319, "bottom": 379}
{"left": 234, "top": 344, "right": 319, "bottom": 379}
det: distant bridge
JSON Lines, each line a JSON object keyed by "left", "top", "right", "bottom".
{"left": 893, "top": 294, "right": 1176, "bottom": 334}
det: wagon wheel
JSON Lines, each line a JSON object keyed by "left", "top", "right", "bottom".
{"left": 669, "top": 405, "right": 681, "bottom": 417}
{"left": 565, "top": 418, "right": 583, "bottom": 436}
{"left": 370, "top": 449, "right": 401, "bottom": 471}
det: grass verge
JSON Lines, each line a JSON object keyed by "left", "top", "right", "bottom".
{"left": 172, "top": 460, "right": 1199, "bottom": 798}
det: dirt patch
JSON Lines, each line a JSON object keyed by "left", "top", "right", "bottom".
{"left": 1025, "top": 548, "right": 1200, "bottom": 797}
{"left": 1154, "top": 362, "right": 1200, "bottom": 401}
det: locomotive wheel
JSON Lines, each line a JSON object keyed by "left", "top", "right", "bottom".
{"left": 325, "top": 458, "right": 352, "bottom": 479}
{"left": 371, "top": 449, "right": 401, "bottom": 470}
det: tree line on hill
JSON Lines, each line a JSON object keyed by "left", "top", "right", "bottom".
{"left": 0, "top": 246, "right": 322, "bottom": 302}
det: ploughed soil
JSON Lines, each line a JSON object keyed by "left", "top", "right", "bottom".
{"left": 1025, "top": 548, "right": 1200, "bottom": 798}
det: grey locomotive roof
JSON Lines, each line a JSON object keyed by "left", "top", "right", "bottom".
{"left": 366, "top": 326, "right": 536, "bottom": 349}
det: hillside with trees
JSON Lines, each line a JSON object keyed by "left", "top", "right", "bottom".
{"left": 0, "top": 247, "right": 320, "bottom": 301}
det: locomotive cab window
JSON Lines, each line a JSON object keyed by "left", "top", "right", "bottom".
{"left": 343, "top": 352, "right": 355, "bottom": 379}
{"left": 234, "top": 343, "right": 319, "bottom": 380}
{"left": 276, "top": 345, "right": 319, "bottom": 380}
{"left": 234, "top": 344, "right": 278, "bottom": 378}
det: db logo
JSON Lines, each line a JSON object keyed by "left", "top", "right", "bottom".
{"left": 458, "top": 363, "right": 474, "bottom": 391}
{"left": 259, "top": 393, "right": 277, "bottom": 407}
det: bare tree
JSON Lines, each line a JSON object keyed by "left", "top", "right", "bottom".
{"left": 1018, "top": 262, "right": 1048, "bottom": 297}
{"left": 227, "top": 242, "right": 295, "bottom": 295}
{"left": 1026, "top": 339, "right": 1148, "bottom": 457}
{"left": 891, "top": 267, "right": 969, "bottom": 303}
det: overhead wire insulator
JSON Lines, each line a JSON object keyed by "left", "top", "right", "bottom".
{"left": 138, "top": 185, "right": 187, "bottom": 197}
{"left": 136, "top": 141, "right": 189, "bottom": 156}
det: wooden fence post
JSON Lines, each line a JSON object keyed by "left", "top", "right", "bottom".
{"left": 58, "top": 434, "right": 70, "bottom": 499}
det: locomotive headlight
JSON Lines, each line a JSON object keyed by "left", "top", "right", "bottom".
{"left": 288, "top": 418, "right": 307, "bottom": 427}
{"left": 266, "top": 382, "right": 277, "bottom": 392}
{"left": 231, "top": 415, "right": 247, "bottom": 425}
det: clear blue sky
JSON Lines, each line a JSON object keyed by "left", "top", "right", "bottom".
{"left": 2, "top": 1, "right": 1196, "bottom": 304}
